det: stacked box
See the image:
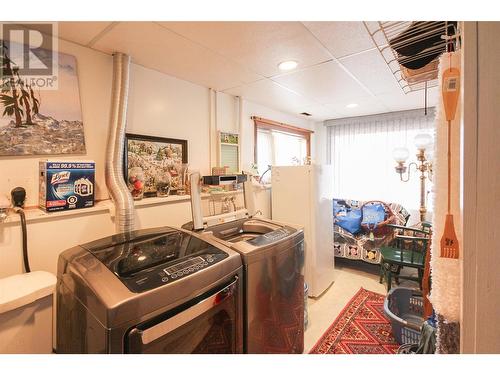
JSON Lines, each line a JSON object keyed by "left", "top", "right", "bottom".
{"left": 39, "top": 161, "right": 95, "bottom": 212}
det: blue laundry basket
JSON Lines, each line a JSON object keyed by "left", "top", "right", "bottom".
{"left": 383, "top": 287, "right": 424, "bottom": 345}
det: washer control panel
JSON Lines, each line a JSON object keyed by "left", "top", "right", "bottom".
{"left": 163, "top": 254, "right": 217, "bottom": 279}
{"left": 247, "top": 227, "right": 295, "bottom": 246}
{"left": 125, "top": 251, "right": 227, "bottom": 293}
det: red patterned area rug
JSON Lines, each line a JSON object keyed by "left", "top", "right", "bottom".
{"left": 310, "top": 288, "right": 399, "bottom": 354}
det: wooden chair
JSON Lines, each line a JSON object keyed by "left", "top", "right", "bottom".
{"left": 379, "top": 224, "right": 432, "bottom": 291}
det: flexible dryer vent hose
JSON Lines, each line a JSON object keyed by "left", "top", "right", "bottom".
{"left": 105, "top": 53, "right": 135, "bottom": 233}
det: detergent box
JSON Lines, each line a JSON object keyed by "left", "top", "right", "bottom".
{"left": 39, "top": 161, "right": 95, "bottom": 212}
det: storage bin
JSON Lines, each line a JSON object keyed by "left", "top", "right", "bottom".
{"left": 383, "top": 287, "right": 424, "bottom": 345}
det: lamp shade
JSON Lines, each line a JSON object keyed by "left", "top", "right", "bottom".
{"left": 392, "top": 147, "right": 409, "bottom": 163}
{"left": 414, "top": 133, "right": 433, "bottom": 151}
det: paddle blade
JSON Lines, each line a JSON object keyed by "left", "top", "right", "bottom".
{"left": 440, "top": 214, "right": 459, "bottom": 259}
{"left": 442, "top": 67, "right": 460, "bottom": 121}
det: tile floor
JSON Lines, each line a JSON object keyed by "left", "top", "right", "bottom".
{"left": 303, "top": 258, "right": 417, "bottom": 353}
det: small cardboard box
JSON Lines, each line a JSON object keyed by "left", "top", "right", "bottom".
{"left": 39, "top": 161, "right": 95, "bottom": 212}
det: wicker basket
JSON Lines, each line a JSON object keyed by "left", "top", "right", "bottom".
{"left": 384, "top": 287, "right": 424, "bottom": 345}
{"left": 360, "top": 200, "right": 396, "bottom": 236}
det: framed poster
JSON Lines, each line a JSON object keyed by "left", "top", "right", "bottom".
{"left": 124, "top": 133, "right": 188, "bottom": 197}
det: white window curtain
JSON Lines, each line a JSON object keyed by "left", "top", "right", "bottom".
{"left": 256, "top": 128, "right": 307, "bottom": 182}
{"left": 326, "top": 108, "right": 435, "bottom": 211}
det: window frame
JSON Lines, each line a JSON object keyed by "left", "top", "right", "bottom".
{"left": 252, "top": 116, "right": 313, "bottom": 166}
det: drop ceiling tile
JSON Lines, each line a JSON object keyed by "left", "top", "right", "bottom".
{"left": 363, "top": 21, "right": 388, "bottom": 46}
{"left": 224, "top": 79, "right": 327, "bottom": 120}
{"left": 324, "top": 96, "right": 389, "bottom": 119}
{"left": 56, "top": 21, "right": 432, "bottom": 121}
{"left": 92, "top": 22, "right": 261, "bottom": 91}
{"left": 302, "top": 21, "right": 375, "bottom": 58}
{"left": 377, "top": 87, "right": 439, "bottom": 113}
{"left": 272, "top": 60, "right": 370, "bottom": 104}
{"left": 58, "top": 22, "right": 114, "bottom": 46}
{"left": 339, "top": 49, "right": 402, "bottom": 95}
{"left": 314, "top": 106, "right": 343, "bottom": 121}
{"left": 158, "top": 21, "right": 332, "bottom": 77}
{"left": 301, "top": 104, "right": 340, "bottom": 121}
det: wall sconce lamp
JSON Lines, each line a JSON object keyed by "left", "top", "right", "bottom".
{"left": 393, "top": 133, "right": 434, "bottom": 222}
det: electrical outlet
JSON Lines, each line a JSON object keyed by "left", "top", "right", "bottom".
{"left": 11, "top": 187, "right": 26, "bottom": 208}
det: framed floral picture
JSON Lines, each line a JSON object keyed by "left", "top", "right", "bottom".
{"left": 123, "top": 133, "right": 188, "bottom": 198}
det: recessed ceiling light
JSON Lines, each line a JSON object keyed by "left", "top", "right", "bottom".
{"left": 278, "top": 60, "right": 298, "bottom": 71}
{"left": 346, "top": 103, "right": 359, "bottom": 108}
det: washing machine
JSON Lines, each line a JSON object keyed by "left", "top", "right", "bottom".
{"left": 56, "top": 226, "right": 243, "bottom": 354}
{"left": 184, "top": 173, "right": 305, "bottom": 353}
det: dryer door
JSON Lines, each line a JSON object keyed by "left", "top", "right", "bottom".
{"left": 125, "top": 276, "right": 242, "bottom": 353}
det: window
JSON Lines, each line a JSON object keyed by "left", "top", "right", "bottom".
{"left": 326, "top": 109, "right": 435, "bottom": 211}
{"left": 253, "top": 117, "right": 312, "bottom": 182}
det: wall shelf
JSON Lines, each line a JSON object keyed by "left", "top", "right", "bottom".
{"left": 133, "top": 194, "right": 195, "bottom": 207}
{"left": 0, "top": 193, "right": 212, "bottom": 225}
{"left": 0, "top": 184, "right": 270, "bottom": 226}
{"left": 1, "top": 200, "right": 113, "bottom": 225}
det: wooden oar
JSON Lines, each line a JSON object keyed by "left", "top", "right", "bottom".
{"left": 440, "top": 65, "right": 460, "bottom": 259}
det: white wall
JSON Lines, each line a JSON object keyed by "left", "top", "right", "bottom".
{"left": 127, "top": 63, "right": 211, "bottom": 176}
{"left": 215, "top": 92, "right": 238, "bottom": 133}
{"left": 0, "top": 38, "right": 315, "bottom": 278}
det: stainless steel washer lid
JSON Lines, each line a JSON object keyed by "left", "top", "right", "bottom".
{"left": 230, "top": 227, "right": 304, "bottom": 264}
{"left": 57, "top": 227, "right": 242, "bottom": 328}
{"left": 81, "top": 227, "right": 230, "bottom": 293}
{"left": 198, "top": 218, "right": 305, "bottom": 264}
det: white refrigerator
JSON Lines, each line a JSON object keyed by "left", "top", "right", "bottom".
{"left": 271, "top": 165, "right": 335, "bottom": 298}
